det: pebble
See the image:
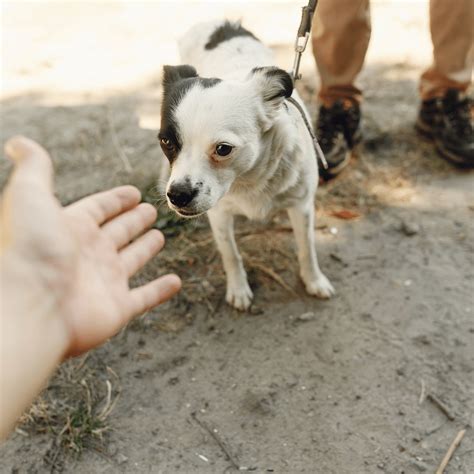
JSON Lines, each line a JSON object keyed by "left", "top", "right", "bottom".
{"left": 400, "top": 220, "right": 420, "bottom": 236}
{"left": 116, "top": 453, "right": 128, "bottom": 465}
{"left": 297, "top": 312, "right": 316, "bottom": 322}
{"left": 107, "top": 443, "right": 118, "bottom": 456}
{"left": 249, "top": 305, "right": 264, "bottom": 316}
{"left": 196, "top": 453, "right": 209, "bottom": 463}
{"left": 410, "top": 460, "right": 428, "bottom": 472}
{"left": 201, "top": 280, "right": 215, "bottom": 294}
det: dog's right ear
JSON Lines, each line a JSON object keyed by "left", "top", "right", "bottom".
{"left": 249, "top": 66, "right": 293, "bottom": 102}
{"left": 248, "top": 67, "right": 293, "bottom": 130}
{"left": 162, "top": 65, "right": 198, "bottom": 87}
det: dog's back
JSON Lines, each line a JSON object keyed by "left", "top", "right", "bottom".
{"left": 178, "top": 20, "right": 275, "bottom": 80}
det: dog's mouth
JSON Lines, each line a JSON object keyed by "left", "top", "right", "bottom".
{"left": 173, "top": 207, "right": 206, "bottom": 219}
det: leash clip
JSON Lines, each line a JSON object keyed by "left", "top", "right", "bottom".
{"left": 288, "top": 1, "right": 328, "bottom": 172}
{"left": 295, "top": 32, "right": 310, "bottom": 53}
{"left": 291, "top": 0, "right": 318, "bottom": 82}
{"left": 291, "top": 34, "right": 309, "bottom": 81}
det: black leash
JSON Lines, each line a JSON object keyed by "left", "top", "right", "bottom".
{"left": 287, "top": 96, "right": 328, "bottom": 170}
{"left": 287, "top": 0, "right": 327, "bottom": 170}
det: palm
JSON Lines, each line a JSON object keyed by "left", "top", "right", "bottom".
{"left": 61, "top": 208, "right": 133, "bottom": 355}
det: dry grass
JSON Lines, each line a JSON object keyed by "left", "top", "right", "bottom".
{"left": 19, "top": 355, "right": 120, "bottom": 472}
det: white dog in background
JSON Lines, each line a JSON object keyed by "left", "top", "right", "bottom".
{"left": 158, "top": 20, "right": 335, "bottom": 310}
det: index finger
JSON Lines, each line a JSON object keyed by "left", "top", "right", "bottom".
{"left": 65, "top": 185, "right": 142, "bottom": 225}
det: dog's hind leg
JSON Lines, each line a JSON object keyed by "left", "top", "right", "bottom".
{"left": 287, "top": 203, "right": 335, "bottom": 299}
{"left": 207, "top": 208, "right": 253, "bottom": 310}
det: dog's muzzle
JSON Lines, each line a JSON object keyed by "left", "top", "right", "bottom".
{"left": 166, "top": 181, "right": 205, "bottom": 217}
{"left": 167, "top": 182, "right": 198, "bottom": 208}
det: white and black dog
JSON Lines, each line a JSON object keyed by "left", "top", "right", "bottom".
{"left": 158, "top": 20, "right": 335, "bottom": 310}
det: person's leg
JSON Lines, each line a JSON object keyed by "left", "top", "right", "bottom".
{"left": 420, "top": 0, "right": 473, "bottom": 100}
{"left": 311, "top": 0, "right": 371, "bottom": 180}
{"left": 312, "top": 0, "right": 371, "bottom": 106}
{"left": 416, "top": 0, "right": 473, "bottom": 168}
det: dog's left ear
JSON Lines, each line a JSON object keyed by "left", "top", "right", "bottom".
{"left": 162, "top": 65, "right": 198, "bottom": 88}
{"left": 248, "top": 67, "right": 293, "bottom": 129}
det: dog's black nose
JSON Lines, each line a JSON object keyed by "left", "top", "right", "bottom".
{"left": 167, "top": 182, "right": 198, "bottom": 208}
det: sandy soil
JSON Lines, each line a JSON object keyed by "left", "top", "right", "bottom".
{"left": 1, "top": 2, "right": 473, "bottom": 473}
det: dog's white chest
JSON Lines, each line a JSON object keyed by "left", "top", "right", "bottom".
{"left": 219, "top": 190, "right": 294, "bottom": 221}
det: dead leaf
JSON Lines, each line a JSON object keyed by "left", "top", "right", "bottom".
{"left": 328, "top": 209, "right": 361, "bottom": 220}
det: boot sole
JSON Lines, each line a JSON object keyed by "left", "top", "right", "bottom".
{"left": 320, "top": 129, "right": 363, "bottom": 181}
{"left": 415, "top": 121, "right": 474, "bottom": 169}
{"left": 320, "top": 145, "right": 360, "bottom": 181}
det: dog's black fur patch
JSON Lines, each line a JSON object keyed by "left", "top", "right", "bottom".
{"left": 205, "top": 21, "right": 259, "bottom": 50}
{"left": 251, "top": 66, "right": 294, "bottom": 101}
{"left": 162, "top": 64, "right": 198, "bottom": 86}
{"left": 159, "top": 65, "right": 221, "bottom": 163}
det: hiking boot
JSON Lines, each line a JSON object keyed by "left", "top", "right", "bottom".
{"left": 416, "top": 89, "right": 473, "bottom": 168}
{"left": 315, "top": 100, "right": 362, "bottom": 181}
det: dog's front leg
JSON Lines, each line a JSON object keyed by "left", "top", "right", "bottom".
{"left": 207, "top": 209, "right": 253, "bottom": 310}
{"left": 287, "top": 203, "right": 335, "bottom": 299}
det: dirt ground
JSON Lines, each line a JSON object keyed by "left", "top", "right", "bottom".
{"left": 1, "top": 2, "right": 473, "bottom": 473}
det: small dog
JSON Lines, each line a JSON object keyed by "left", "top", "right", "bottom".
{"left": 158, "top": 20, "right": 335, "bottom": 310}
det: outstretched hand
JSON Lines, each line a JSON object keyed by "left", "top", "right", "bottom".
{"left": 1, "top": 136, "right": 181, "bottom": 357}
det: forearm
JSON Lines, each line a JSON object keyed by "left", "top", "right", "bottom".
{"left": 0, "top": 257, "right": 68, "bottom": 440}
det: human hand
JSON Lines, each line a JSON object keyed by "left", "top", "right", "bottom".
{"left": 0, "top": 136, "right": 181, "bottom": 357}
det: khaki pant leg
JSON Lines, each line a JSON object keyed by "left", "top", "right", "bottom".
{"left": 420, "top": 0, "right": 473, "bottom": 100}
{"left": 312, "top": 0, "right": 371, "bottom": 105}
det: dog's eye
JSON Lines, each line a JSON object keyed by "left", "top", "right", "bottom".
{"left": 215, "top": 143, "right": 233, "bottom": 157}
{"left": 160, "top": 137, "right": 174, "bottom": 149}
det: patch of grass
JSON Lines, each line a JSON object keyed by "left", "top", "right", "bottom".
{"left": 154, "top": 207, "right": 190, "bottom": 236}
{"left": 19, "top": 354, "right": 120, "bottom": 471}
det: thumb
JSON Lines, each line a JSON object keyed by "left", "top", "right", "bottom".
{"left": 4, "top": 136, "right": 53, "bottom": 192}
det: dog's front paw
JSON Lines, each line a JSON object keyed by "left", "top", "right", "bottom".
{"left": 304, "top": 273, "right": 335, "bottom": 299}
{"left": 226, "top": 282, "right": 253, "bottom": 311}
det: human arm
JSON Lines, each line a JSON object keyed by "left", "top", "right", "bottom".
{"left": 0, "top": 137, "right": 181, "bottom": 438}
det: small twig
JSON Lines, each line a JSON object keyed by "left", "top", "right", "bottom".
{"left": 427, "top": 393, "right": 455, "bottom": 421}
{"left": 190, "top": 412, "right": 240, "bottom": 470}
{"left": 237, "top": 227, "right": 291, "bottom": 238}
{"left": 247, "top": 259, "right": 297, "bottom": 296}
{"left": 98, "top": 380, "right": 112, "bottom": 421}
{"left": 330, "top": 252, "right": 348, "bottom": 266}
{"left": 47, "top": 442, "right": 62, "bottom": 473}
{"left": 435, "top": 428, "right": 466, "bottom": 474}
{"left": 418, "top": 379, "right": 426, "bottom": 405}
{"left": 81, "top": 379, "right": 92, "bottom": 416}
{"left": 75, "top": 353, "right": 90, "bottom": 372}
{"left": 106, "top": 365, "right": 120, "bottom": 381}
{"left": 176, "top": 235, "right": 216, "bottom": 258}
{"left": 106, "top": 108, "right": 132, "bottom": 173}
